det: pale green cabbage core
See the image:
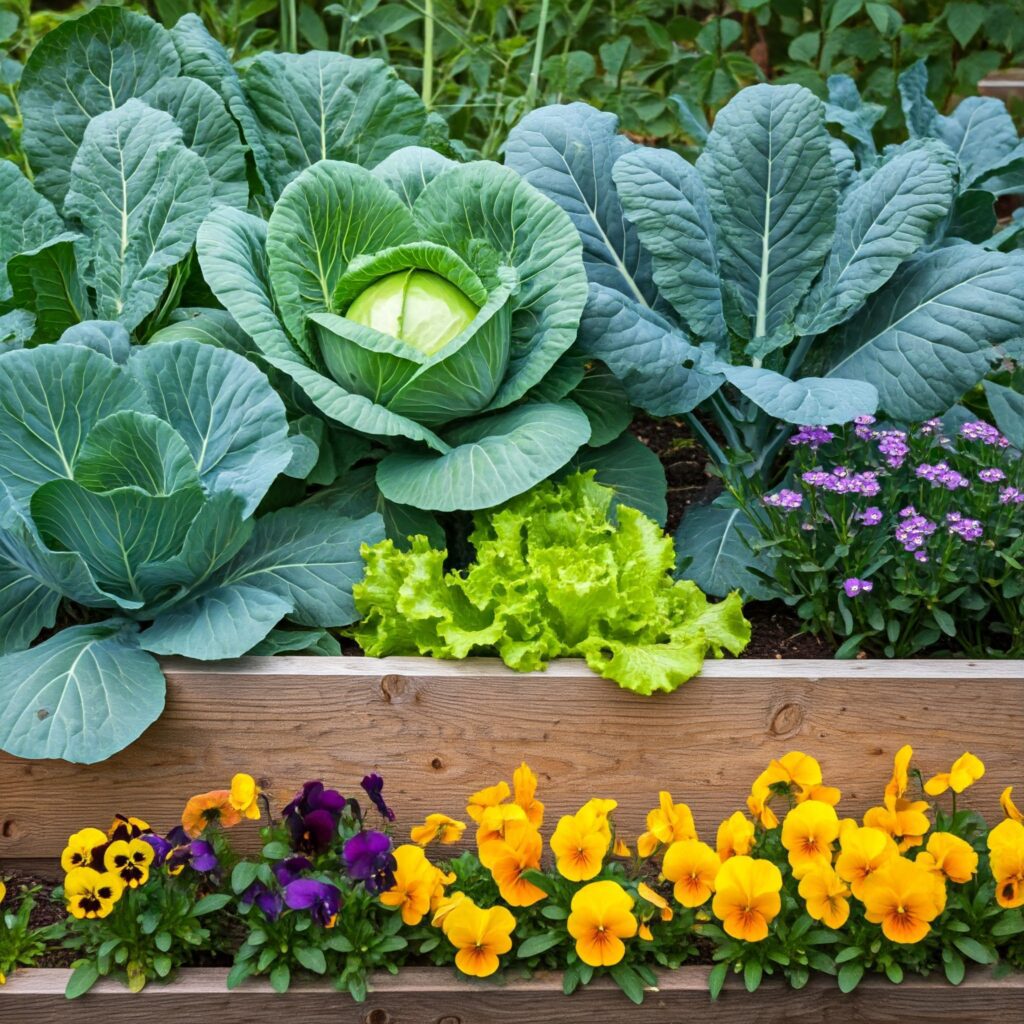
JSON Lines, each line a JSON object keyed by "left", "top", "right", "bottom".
{"left": 345, "top": 269, "right": 480, "bottom": 356}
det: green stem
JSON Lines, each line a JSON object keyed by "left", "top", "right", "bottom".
{"left": 684, "top": 412, "right": 728, "bottom": 470}
{"left": 524, "top": 0, "right": 551, "bottom": 114}
{"left": 422, "top": 0, "right": 435, "bottom": 108}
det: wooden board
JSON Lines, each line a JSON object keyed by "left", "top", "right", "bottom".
{"left": 2, "top": 966, "right": 1022, "bottom": 1023}
{"left": 980, "top": 69, "right": 1024, "bottom": 101}
{"left": 1, "top": 657, "right": 1022, "bottom": 862}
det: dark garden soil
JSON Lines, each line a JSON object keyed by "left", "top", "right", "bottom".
{"left": 630, "top": 414, "right": 836, "bottom": 660}
{"left": 3, "top": 870, "right": 75, "bottom": 967}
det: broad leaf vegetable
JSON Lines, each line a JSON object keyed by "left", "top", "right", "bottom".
{"left": 350, "top": 473, "right": 749, "bottom": 694}
{"left": 197, "top": 148, "right": 596, "bottom": 512}
{"left": 506, "top": 86, "right": 1024, "bottom": 597}
{"left": 0, "top": 338, "right": 383, "bottom": 764}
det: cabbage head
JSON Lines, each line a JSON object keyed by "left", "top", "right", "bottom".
{"left": 197, "top": 149, "right": 593, "bottom": 511}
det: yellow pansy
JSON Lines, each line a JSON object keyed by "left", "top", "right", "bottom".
{"left": 637, "top": 791, "right": 696, "bottom": 857}
{"left": 924, "top": 753, "right": 985, "bottom": 796}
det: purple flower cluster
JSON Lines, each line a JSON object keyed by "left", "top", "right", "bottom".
{"left": 145, "top": 826, "right": 220, "bottom": 876}
{"left": 1000, "top": 486, "right": 1024, "bottom": 505}
{"left": 915, "top": 461, "right": 970, "bottom": 490}
{"left": 789, "top": 425, "right": 835, "bottom": 450}
{"left": 283, "top": 782, "right": 347, "bottom": 853}
{"left": 854, "top": 414, "right": 876, "bottom": 441}
{"left": 961, "top": 421, "right": 1010, "bottom": 447}
{"left": 895, "top": 507, "right": 937, "bottom": 560}
{"left": 764, "top": 488, "right": 803, "bottom": 511}
{"left": 946, "top": 512, "right": 983, "bottom": 541}
{"left": 856, "top": 506, "right": 883, "bottom": 526}
{"left": 979, "top": 468, "right": 1007, "bottom": 484}
{"left": 876, "top": 430, "right": 910, "bottom": 469}
{"left": 802, "top": 467, "right": 881, "bottom": 497}
{"left": 917, "top": 418, "right": 944, "bottom": 436}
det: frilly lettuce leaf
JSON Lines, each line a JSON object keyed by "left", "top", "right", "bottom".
{"left": 350, "top": 472, "right": 749, "bottom": 694}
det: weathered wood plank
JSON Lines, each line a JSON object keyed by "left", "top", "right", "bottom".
{"left": 1, "top": 967, "right": 1022, "bottom": 1023}
{"left": 980, "top": 69, "right": 1024, "bottom": 101}
{"left": 1, "top": 658, "right": 1022, "bottom": 861}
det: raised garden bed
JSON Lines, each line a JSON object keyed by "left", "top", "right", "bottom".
{"left": 2, "top": 657, "right": 1022, "bottom": 1021}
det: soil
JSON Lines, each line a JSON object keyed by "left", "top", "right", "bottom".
{"left": 2, "top": 870, "right": 76, "bottom": 967}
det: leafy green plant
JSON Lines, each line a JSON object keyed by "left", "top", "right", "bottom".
{"left": 0, "top": 337, "right": 382, "bottom": 764}
{"left": 350, "top": 472, "right": 749, "bottom": 693}
{"left": 195, "top": 132, "right": 612, "bottom": 516}
{"left": 0, "top": 883, "right": 58, "bottom": 984}
{"left": 506, "top": 86, "right": 1024, "bottom": 598}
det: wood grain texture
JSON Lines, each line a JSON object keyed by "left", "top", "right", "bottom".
{"left": 980, "top": 69, "right": 1024, "bottom": 99}
{"left": 2, "top": 967, "right": 1023, "bottom": 1023}
{"left": 1, "top": 657, "right": 1022, "bottom": 861}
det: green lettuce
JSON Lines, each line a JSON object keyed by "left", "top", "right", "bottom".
{"left": 351, "top": 473, "right": 749, "bottom": 694}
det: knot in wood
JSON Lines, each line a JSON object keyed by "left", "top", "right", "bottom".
{"left": 364, "top": 1010, "right": 391, "bottom": 1024}
{"left": 436, "top": 1017, "right": 462, "bottom": 1024}
{"left": 769, "top": 701, "right": 804, "bottom": 737}
{"left": 379, "top": 674, "right": 411, "bottom": 703}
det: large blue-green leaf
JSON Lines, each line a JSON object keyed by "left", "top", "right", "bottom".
{"left": 241, "top": 51, "right": 432, "bottom": 198}
{"left": 266, "top": 160, "right": 417, "bottom": 344}
{"left": 57, "top": 320, "right": 131, "bottom": 363}
{"left": 697, "top": 84, "right": 838, "bottom": 344}
{"left": 675, "top": 502, "right": 778, "bottom": 600}
{"left": 0, "top": 162, "right": 65, "bottom": 304}
{"left": 567, "top": 432, "right": 668, "bottom": 525}
{"left": 196, "top": 207, "right": 447, "bottom": 452}
{"left": 377, "top": 401, "right": 592, "bottom": 511}
{"left": 73, "top": 411, "right": 199, "bottom": 496}
{"left": 826, "top": 248, "right": 1024, "bottom": 419}
{"left": 504, "top": 102, "right": 659, "bottom": 307}
{"left": 795, "top": 144, "right": 955, "bottom": 336}
{"left": 31, "top": 480, "right": 205, "bottom": 601}
{"left": 0, "top": 345, "right": 144, "bottom": 506}
{"left": 974, "top": 144, "right": 1024, "bottom": 199}
{"left": 129, "top": 341, "right": 292, "bottom": 516}
{"left": 613, "top": 146, "right": 725, "bottom": 343}
{"left": 933, "top": 97, "right": 1019, "bottom": 187}
{"left": 19, "top": 6, "right": 180, "bottom": 204}
{"left": 0, "top": 619, "right": 165, "bottom": 763}
{"left": 0, "top": 551, "right": 60, "bottom": 653}
{"left": 0, "top": 311, "right": 35, "bottom": 349}
{"left": 217, "top": 507, "right": 384, "bottom": 626}
{"left": 66, "top": 101, "right": 212, "bottom": 331}
{"left": 577, "top": 283, "right": 723, "bottom": 416}
{"left": 170, "top": 14, "right": 273, "bottom": 205}
{"left": 825, "top": 74, "right": 882, "bottom": 164}
{"left": 6, "top": 235, "right": 89, "bottom": 343}
{"left": 721, "top": 366, "right": 878, "bottom": 424}
{"left": 413, "top": 161, "right": 588, "bottom": 408}
{"left": 140, "top": 582, "right": 292, "bottom": 659}
{"left": 375, "top": 146, "right": 457, "bottom": 208}
{"left": 984, "top": 380, "right": 1024, "bottom": 449}
{"left": 898, "top": 60, "right": 940, "bottom": 139}
{"left": 569, "top": 363, "right": 634, "bottom": 448}
{"left": 144, "top": 75, "right": 248, "bottom": 209}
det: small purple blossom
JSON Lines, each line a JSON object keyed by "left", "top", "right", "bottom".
{"left": 284, "top": 782, "right": 346, "bottom": 853}
{"left": 915, "top": 462, "right": 970, "bottom": 490}
{"left": 960, "top": 421, "right": 1009, "bottom": 447}
{"left": 854, "top": 414, "right": 877, "bottom": 441}
{"left": 876, "top": 430, "right": 910, "bottom": 469}
{"left": 190, "top": 840, "right": 219, "bottom": 873}
{"left": 802, "top": 467, "right": 880, "bottom": 497}
{"left": 999, "top": 486, "right": 1024, "bottom": 505}
{"left": 283, "top": 879, "right": 341, "bottom": 927}
{"left": 361, "top": 773, "right": 396, "bottom": 822}
{"left": 914, "top": 550, "right": 929, "bottom": 563}
{"left": 979, "top": 467, "right": 1007, "bottom": 484}
{"left": 895, "top": 513, "right": 937, "bottom": 553}
{"left": 273, "top": 856, "right": 313, "bottom": 887}
{"left": 764, "top": 489, "right": 803, "bottom": 510}
{"left": 164, "top": 826, "right": 219, "bottom": 876}
{"left": 789, "top": 425, "right": 835, "bottom": 450}
{"left": 917, "top": 418, "right": 944, "bottom": 436}
{"left": 842, "top": 578, "right": 874, "bottom": 598}
{"left": 343, "top": 830, "right": 397, "bottom": 893}
{"left": 241, "top": 881, "right": 284, "bottom": 921}
{"left": 946, "top": 513, "right": 983, "bottom": 541}
{"left": 142, "top": 833, "right": 172, "bottom": 867}
{"left": 857, "top": 506, "right": 883, "bottom": 526}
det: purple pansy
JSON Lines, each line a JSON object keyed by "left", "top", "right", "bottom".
{"left": 284, "top": 782, "right": 346, "bottom": 853}
{"left": 361, "top": 773, "right": 396, "bottom": 822}
{"left": 273, "top": 855, "right": 313, "bottom": 887}
{"left": 343, "top": 830, "right": 397, "bottom": 893}
{"left": 142, "top": 833, "right": 172, "bottom": 866}
{"left": 241, "top": 881, "right": 284, "bottom": 921}
{"left": 284, "top": 879, "right": 341, "bottom": 927}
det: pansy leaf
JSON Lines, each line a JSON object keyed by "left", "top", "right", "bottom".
{"left": 241, "top": 51, "right": 432, "bottom": 198}
{"left": 19, "top": 6, "right": 180, "bottom": 204}
{"left": 128, "top": 341, "right": 292, "bottom": 516}
{"left": 377, "top": 402, "right": 591, "bottom": 512}
{"left": 65, "top": 101, "right": 212, "bottom": 331}
{"left": 0, "top": 345, "right": 144, "bottom": 506}
{"left": 0, "top": 619, "right": 166, "bottom": 763}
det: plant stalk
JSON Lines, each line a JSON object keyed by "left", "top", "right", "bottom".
{"left": 524, "top": 0, "right": 551, "bottom": 113}
{"left": 422, "top": 0, "right": 435, "bottom": 107}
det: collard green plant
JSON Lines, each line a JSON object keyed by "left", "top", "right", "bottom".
{"left": 196, "top": 145, "right": 605, "bottom": 513}
{"left": 506, "top": 86, "right": 1024, "bottom": 597}
{"left": 0, "top": 337, "right": 383, "bottom": 764}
